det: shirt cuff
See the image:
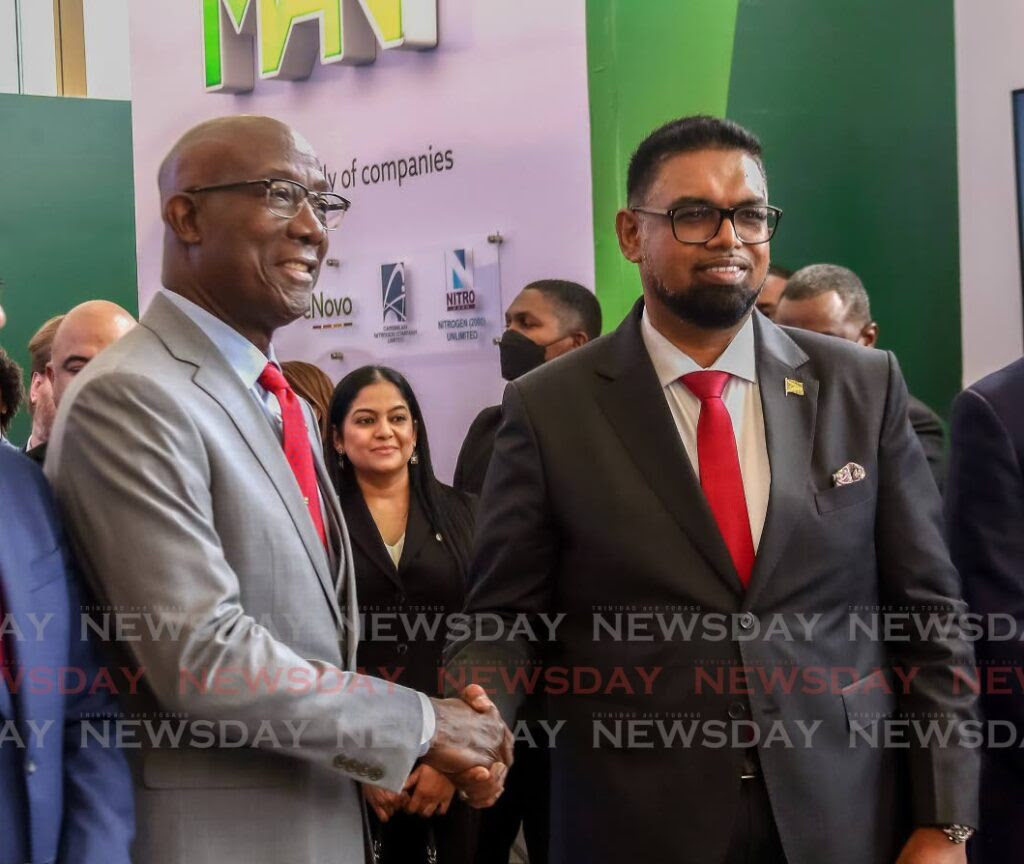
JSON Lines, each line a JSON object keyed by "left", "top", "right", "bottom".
{"left": 417, "top": 691, "right": 436, "bottom": 757}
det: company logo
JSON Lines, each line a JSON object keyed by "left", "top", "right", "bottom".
{"left": 202, "top": 0, "right": 439, "bottom": 93}
{"left": 381, "top": 262, "right": 407, "bottom": 323}
{"left": 304, "top": 292, "right": 354, "bottom": 329}
{"left": 445, "top": 248, "right": 475, "bottom": 312}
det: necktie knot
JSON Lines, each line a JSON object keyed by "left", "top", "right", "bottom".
{"left": 681, "top": 370, "right": 730, "bottom": 401}
{"left": 258, "top": 362, "right": 290, "bottom": 395}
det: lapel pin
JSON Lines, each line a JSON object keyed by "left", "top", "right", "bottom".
{"left": 784, "top": 378, "right": 805, "bottom": 397}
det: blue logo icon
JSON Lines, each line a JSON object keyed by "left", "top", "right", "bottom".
{"left": 381, "top": 262, "right": 407, "bottom": 323}
{"left": 445, "top": 249, "right": 475, "bottom": 311}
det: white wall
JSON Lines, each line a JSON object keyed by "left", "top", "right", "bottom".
{"left": 84, "top": 0, "right": 131, "bottom": 100}
{"left": 19, "top": 0, "right": 56, "bottom": 95}
{"left": 0, "top": 0, "right": 58, "bottom": 95}
{"left": 955, "top": 0, "right": 1024, "bottom": 384}
{"left": 0, "top": 0, "right": 19, "bottom": 93}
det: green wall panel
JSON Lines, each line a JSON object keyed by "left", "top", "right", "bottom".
{"left": 0, "top": 94, "right": 137, "bottom": 445}
{"left": 586, "top": 0, "right": 740, "bottom": 332}
{"left": 727, "top": 0, "right": 960, "bottom": 416}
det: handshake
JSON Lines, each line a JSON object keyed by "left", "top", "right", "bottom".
{"left": 363, "top": 684, "right": 514, "bottom": 822}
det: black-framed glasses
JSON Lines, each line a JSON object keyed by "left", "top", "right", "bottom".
{"left": 185, "top": 178, "right": 351, "bottom": 230}
{"left": 631, "top": 203, "right": 782, "bottom": 245}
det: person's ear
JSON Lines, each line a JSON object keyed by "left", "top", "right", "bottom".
{"left": 163, "top": 193, "right": 202, "bottom": 245}
{"left": 858, "top": 321, "right": 879, "bottom": 348}
{"left": 615, "top": 208, "right": 643, "bottom": 263}
{"left": 571, "top": 330, "right": 589, "bottom": 348}
{"left": 331, "top": 424, "right": 344, "bottom": 453}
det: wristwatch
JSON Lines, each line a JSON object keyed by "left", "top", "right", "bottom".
{"left": 938, "top": 824, "right": 975, "bottom": 844}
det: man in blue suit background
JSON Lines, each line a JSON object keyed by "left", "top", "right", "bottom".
{"left": 0, "top": 296, "right": 133, "bottom": 863}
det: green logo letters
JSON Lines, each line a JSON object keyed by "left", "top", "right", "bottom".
{"left": 203, "top": 0, "right": 438, "bottom": 93}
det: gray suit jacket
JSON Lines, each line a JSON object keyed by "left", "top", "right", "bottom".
{"left": 46, "top": 292, "right": 425, "bottom": 864}
{"left": 453, "top": 301, "right": 978, "bottom": 864}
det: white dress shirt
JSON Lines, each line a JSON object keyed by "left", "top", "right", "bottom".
{"left": 160, "top": 289, "right": 437, "bottom": 750}
{"left": 640, "top": 309, "right": 771, "bottom": 550}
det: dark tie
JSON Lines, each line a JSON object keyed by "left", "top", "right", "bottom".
{"left": 681, "top": 370, "right": 755, "bottom": 587}
{"left": 258, "top": 363, "right": 327, "bottom": 547}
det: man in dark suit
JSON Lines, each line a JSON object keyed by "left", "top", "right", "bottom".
{"left": 454, "top": 279, "right": 602, "bottom": 496}
{"left": 775, "top": 263, "right": 946, "bottom": 491}
{"left": 451, "top": 116, "right": 978, "bottom": 864}
{"left": 454, "top": 279, "right": 600, "bottom": 864}
{"left": 945, "top": 356, "right": 1024, "bottom": 864}
{"left": 0, "top": 300, "right": 135, "bottom": 863}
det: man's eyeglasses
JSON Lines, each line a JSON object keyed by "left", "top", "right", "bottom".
{"left": 185, "top": 178, "right": 351, "bottom": 230}
{"left": 630, "top": 204, "right": 782, "bottom": 245}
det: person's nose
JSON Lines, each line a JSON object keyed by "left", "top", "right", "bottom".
{"left": 706, "top": 212, "right": 743, "bottom": 250}
{"left": 288, "top": 197, "right": 327, "bottom": 246}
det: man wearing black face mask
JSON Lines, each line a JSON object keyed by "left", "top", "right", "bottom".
{"left": 454, "top": 280, "right": 600, "bottom": 864}
{"left": 455, "top": 280, "right": 601, "bottom": 496}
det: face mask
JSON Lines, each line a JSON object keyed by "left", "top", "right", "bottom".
{"left": 497, "top": 329, "right": 564, "bottom": 381}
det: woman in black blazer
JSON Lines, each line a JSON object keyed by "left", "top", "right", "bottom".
{"left": 326, "top": 365, "right": 477, "bottom": 864}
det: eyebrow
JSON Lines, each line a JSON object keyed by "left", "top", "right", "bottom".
{"left": 664, "top": 195, "right": 768, "bottom": 209}
{"left": 62, "top": 354, "right": 91, "bottom": 369}
{"left": 352, "top": 405, "right": 409, "bottom": 414}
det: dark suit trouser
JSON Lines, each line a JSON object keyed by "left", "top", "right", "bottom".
{"left": 474, "top": 741, "right": 549, "bottom": 864}
{"left": 723, "top": 775, "right": 787, "bottom": 864}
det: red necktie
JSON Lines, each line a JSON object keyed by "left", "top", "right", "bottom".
{"left": 681, "top": 371, "right": 755, "bottom": 587}
{"left": 258, "top": 363, "right": 327, "bottom": 547}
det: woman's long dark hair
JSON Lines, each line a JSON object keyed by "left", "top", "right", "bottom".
{"left": 326, "top": 365, "right": 475, "bottom": 579}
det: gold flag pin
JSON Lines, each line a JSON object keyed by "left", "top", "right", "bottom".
{"left": 785, "top": 378, "right": 804, "bottom": 397}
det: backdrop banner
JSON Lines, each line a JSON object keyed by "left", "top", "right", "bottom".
{"left": 128, "top": 0, "right": 594, "bottom": 478}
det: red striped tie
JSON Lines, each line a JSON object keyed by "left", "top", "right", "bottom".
{"left": 258, "top": 363, "right": 327, "bottom": 547}
{"left": 681, "top": 371, "right": 755, "bottom": 587}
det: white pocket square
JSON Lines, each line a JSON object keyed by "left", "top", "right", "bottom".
{"left": 832, "top": 462, "right": 867, "bottom": 487}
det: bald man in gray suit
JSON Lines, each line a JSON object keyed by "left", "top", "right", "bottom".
{"left": 46, "top": 116, "right": 510, "bottom": 864}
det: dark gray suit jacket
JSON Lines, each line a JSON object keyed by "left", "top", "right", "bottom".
{"left": 452, "top": 300, "right": 978, "bottom": 864}
{"left": 946, "top": 356, "right": 1024, "bottom": 864}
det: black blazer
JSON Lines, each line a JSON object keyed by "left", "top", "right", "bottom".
{"left": 907, "top": 393, "right": 946, "bottom": 492}
{"left": 341, "top": 482, "right": 474, "bottom": 695}
{"left": 946, "top": 357, "right": 1024, "bottom": 864}
{"left": 453, "top": 405, "right": 501, "bottom": 496}
{"left": 453, "top": 300, "right": 978, "bottom": 864}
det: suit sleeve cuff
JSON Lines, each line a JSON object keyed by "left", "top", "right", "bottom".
{"left": 417, "top": 691, "right": 435, "bottom": 756}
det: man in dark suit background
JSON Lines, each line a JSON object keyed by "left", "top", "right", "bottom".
{"left": 945, "top": 356, "right": 1024, "bottom": 864}
{"left": 451, "top": 116, "right": 978, "bottom": 864}
{"left": 0, "top": 298, "right": 134, "bottom": 864}
{"left": 774, "top": 263, "right": 946, "bottom": 491}
{"left": 454, "top": 279, "right": 600, "bottom": 864}
{"left": 454, "top": 279, "right": 601, "bottom": 496}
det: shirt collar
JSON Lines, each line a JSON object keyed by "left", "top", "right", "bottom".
{"left": 640, "top": 305, "right": 757, "bottom": 388}
{"left": 160, "top": 288, "right": 278, "bottom": 388}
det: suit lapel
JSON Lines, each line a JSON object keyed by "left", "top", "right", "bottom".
{"left": 399, "top": 492, "right": 432, "bottom": 573}
{"left": 339, "top": 485, "right": 404, "bottom": 591}
{"left": 594, "top": 301, "right": 742, "bottom": 595}
{"left": 142, "top": 294, "right": 343, "bottom": 629}
{"left": 744, "top": 315, "right": 817, "bottom": 607}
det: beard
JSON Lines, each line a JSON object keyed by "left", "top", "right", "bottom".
{"left": 649, "top": 274, "right": 759, "bottom": 329}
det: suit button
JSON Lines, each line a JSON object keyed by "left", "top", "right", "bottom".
{"left": 727, "top": 701, "right": 747, "bottom": 720}
{"left": 397, "top": 643, "right": 409, "bottom": 655}
{"left": 435, "top": 533, "right": 443, "bottom": 542}
{"left": 25, "top": 760, "right": 37, "bottom": 775}
{"left": 738, "top": 613, "right": 755, "bottom": 630}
